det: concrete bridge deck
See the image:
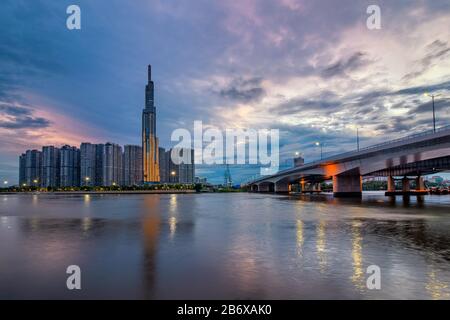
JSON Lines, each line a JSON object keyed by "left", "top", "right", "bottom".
{"left": 245, "top": 125, "right": 450, "bottom": 197}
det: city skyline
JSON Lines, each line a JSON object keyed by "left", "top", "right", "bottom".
{"left": 1, "top": 1, "right": 450, "bottom": 184}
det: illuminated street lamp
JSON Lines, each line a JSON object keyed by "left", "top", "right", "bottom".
{"left": 424, "top": 93, "right": 440, "bottom": 133}
{"left": 3, "top": 181, "right": 7, "bottom": 185}
{"left": 295, "top": 151, "right": 300, "bottom": 156}
{"left": 315, "top": 142, "right": 323, "bottom": 160}
{"left": 112, "top": 182, "right": 116, "bottom": 186}
{"left": 85, "top": 177, "right": 90, "bottom": 182}
{"left": 171, "top": 171, "right": 176, "bottom": 176}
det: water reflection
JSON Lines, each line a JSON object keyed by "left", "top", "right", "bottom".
{"left": 351, "top": 220, "right": 365, "bottom": 291}
{"left": 426, "top": 267, "right": 450, "bottom": 300}
{"left": 0, "top": 193, "right": 449, "bottom": 299}
{"left": 316, "top": 220, "right": 327, "bottom": 273}
{"left": 296, "top": 220, "right": 304, "bottom": 257}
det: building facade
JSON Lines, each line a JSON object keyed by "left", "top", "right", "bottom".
{"left": 42, "top": 146, "right": 60, "bottom": 187}
{"left": 123, "top": 145, "right": 143, "bottom": 186}
{"left": 95, "top": 144, "right": 104, "bottom": 186}
{"left": 159, "top": 148, "right": 195, "bottom": 184}
{"left": 19, "top": 153, "right": 26, "bottom": 186}
{"left": 80, "top": 143, "right": 97, "bottom": 186}
{"left": 60, "top": 145, "right": 80, "bottom": 187}
{"left": 142, "top": 65, "right": 160, "bottom": 183}
{"left": 24, "top": 149, "right": 42, "bottom": 187}
{"left": 103, "top": 142, "right": 123, "bottom": 186}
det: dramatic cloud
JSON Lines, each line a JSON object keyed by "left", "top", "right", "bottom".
{"left": 218, "top": 77, "right": 266, "bottom": 103}
{"left": 0, "top": 104, "right": 51, "bottom": 129}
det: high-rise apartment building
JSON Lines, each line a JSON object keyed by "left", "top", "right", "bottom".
{"left": 142, "top": 65, "right": 160, "bottom": 183}
{"left": 24, "top": 149, "right": 42, "bottom": 187}
{"left": 123, "top": 145, "right": 143, "bottom": 186}
{"left": 103, "top": 142, "right": 123, "bottom": 186}
{"left": 60, "top": 145, "right": 80, "bottom": 187}
{"left": 158, "top": 147, "right": 168, "bottom": 183}
{"left": 159, "top": 147, "right": 195, "bottom": 184}
{"left": 42, "top": 146, "right": 60, "bottom": 187}
{"left": 80, "top": 143, "right": 96, "bottom": 186}
{"left": 19, "top": 153, "right": 26, "bottom": 186}
{"left": 95, "top": 144, "right": 104, "bottom": 186}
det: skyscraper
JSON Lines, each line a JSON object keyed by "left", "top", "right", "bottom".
{"left": 60, "top": 145, "right": 80, "bottom": 187}
{"left": 42, "top": 146, "right": 60, "bottom": 187}
{"left": 80, "top": 143, "right": 96, "bottom": 186}
{"left": 142, "top": 65, "right": 160, "bottom": 183}
{"left": 103, "top": 142, "right": 123, "bottom": 186}
{"left": 19, "top": 153, "right": 26, "bottom": 186}
{"left": 158, "top": 147, "right": 168, "bottom": 183}
{"left": 159, "top": 148, "right": 195, "bottom": 184}
{"left": 95, "top": 144, "right": 104, "bottom": 186}
{"left": 123, "top": 145, "right": 143, "bottom": 186}
{"left": 24, "top": 149, "right": 41, "bottom": 187}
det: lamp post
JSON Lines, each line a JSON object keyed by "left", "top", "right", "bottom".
{"left": 3, "top": 181, "right": 7, "bottom": 186}
{"left": 315, "top": 142, "right": 323, "bottom": 160}
{"left": 424, "top": 93, "right": 440, "bottom": 133}
{"left": 356, "top": 127, "right": 360, "bottom": 151}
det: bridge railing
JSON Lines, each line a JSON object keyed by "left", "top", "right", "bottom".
{"left": 246, "top": 124, "right": 450, "bottom": 184}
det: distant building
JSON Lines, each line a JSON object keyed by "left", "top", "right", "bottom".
{"left": 24, "top": 149, "right": 42, "bottom": 187}
{"left": 19, "top": 153, "right": 26, "bottom": 186}
{"left": 60, "top": 145, "right": 80, "bottom": 187}
{"left": 431, "top": 176, "right": 444, "bottom": 184}
{"left": 103, "top": 142, "right": 123, "bottom": 186}
{"left": 159, "top": 148, "right": 194, "bottom": 184}
{"left": 42, "top": 146, "right": 60, "bottom": 187}
{"left": 142, "top": 65, "right": 160, "bottom": 183}
{"left": 80, "top": 143, "right": 97, "bottom": 186}
{"left": 294, "top": 155, "right": 305, "bottom": 167}
{"left": 95, "top": 144, "right": 104, "bottom": 186}
{"left": 123, "top": 145, "right": 143, "bottom": 186}
{"left": 158, "top": 147, "right": 169, "bottom": 183}
{"left": 195, "top": 177, "right": 207, "bottom": 184}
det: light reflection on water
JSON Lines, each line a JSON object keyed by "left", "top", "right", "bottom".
{"left": 0, "top": 192, "right": 449, "bottom": 299}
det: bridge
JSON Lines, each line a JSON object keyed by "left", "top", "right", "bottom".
{"left": 244, "top": 125, "right": 450, "bottom": 197}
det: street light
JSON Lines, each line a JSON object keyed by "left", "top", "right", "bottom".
{"left": 295, "top": 151, "right": 300, "bottom": 156}
{"left": 112, "top": 182, "right": 116, "bottom": 186}
{"left": 315, "top": 142, "right": 323, "bottom": 160}
{"left": 171, "top": 171, "right": 176, "bottom": 176}
{"left": 356, "top": 127, "right": 360, "bottom": 151}
{"left": 424, "top": 93, "right": 440, "bottom": 133}
{"left": 3, "top": 181, "right": 7, "bottom": 185}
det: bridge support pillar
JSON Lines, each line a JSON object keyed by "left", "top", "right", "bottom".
{"left": 275, "top": 182, "right": 290, "bottom": 193}
{"left": 387, "top": 176, "right": 395, "bottom": 192}
{"left": 313, "top": 183, "right": 321, "bottom": 191}
{"left": 259, "top": 184, "right": 270, "bottom": 192}
{"left": 300, "top": 181, "right": 306, "bottom": 192}
{"left": 416, "top": 176, "right": 425, "bottom": 191}
{"left": 402, "top": 177, "right": 410, "bottom": 192}
{"left": 333, "top": 174, "right": 362, "bottom": 197}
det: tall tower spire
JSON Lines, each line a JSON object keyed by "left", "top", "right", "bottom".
{"left": 142, "top": 64, "right": 160, "bottom": 183}
{"left": 148, "top": 64, "right": 152, "bottom": 82}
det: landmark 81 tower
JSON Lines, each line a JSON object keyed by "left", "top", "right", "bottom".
{"left": 142, "top": 65, "right": 160, "bottom": 182}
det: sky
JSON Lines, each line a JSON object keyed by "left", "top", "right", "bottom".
{"left": 1, "top": 0, "right": 450, "bottom": 184}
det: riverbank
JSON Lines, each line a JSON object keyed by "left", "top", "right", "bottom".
{"left": 0, "top": 190, "right": 197, "bottom": 195}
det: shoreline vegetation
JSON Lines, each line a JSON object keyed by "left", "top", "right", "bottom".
{"left": 0, "top": 183, "right": 245, "bottom": 194}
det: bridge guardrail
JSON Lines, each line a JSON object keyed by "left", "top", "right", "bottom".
{"left": 246, "top": 124, "right": 450, "bottom": 184}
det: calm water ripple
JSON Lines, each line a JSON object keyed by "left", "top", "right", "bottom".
{"left": 0, "top": 192, "right": 449, "bottom": 299}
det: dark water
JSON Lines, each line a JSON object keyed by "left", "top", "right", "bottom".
{"left": 0, "top": 192, "right": 449, "bottom": 299}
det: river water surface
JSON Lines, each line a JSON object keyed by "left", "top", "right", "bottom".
{"left": 0, "top": 192, "right": 449, "bottom": 299}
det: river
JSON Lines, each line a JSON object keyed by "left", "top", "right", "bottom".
{"left": 0, "top": 192, "right": 449, "bottom": 299}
